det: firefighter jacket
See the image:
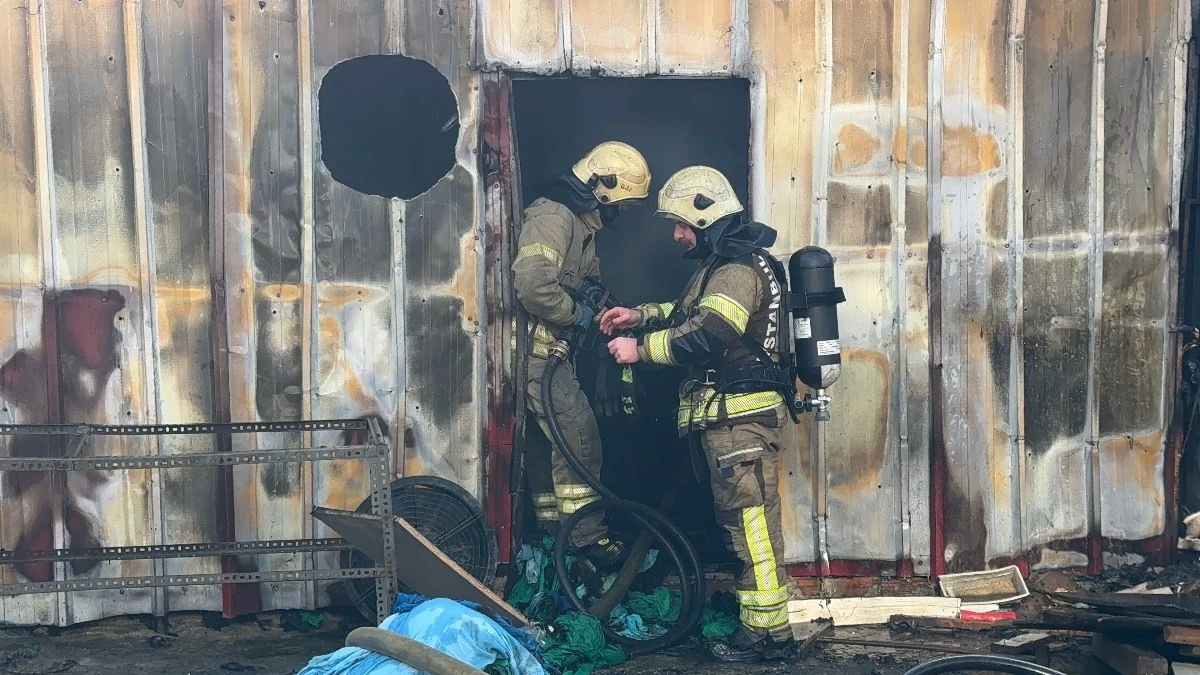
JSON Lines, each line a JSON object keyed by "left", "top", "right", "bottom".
{"left": 634, "top": 250, "right": 787, "bottom": 434}
{"left": 512, "top": 198, "right": 601, "bottom": 359}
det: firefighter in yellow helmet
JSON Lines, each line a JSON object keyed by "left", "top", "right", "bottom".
{"left": 512, "top": 141, "right": 650, "bottom": 568}
{"left": 601, "top": 166, "right": 795, "bottom": 661}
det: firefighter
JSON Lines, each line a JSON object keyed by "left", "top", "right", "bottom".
{"left": 512, "top": 140, "right": 651, "bottom": 567}
{"left": 600, "top": 165, "right": 796, "bottom": 661}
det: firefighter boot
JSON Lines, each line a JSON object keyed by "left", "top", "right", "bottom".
{"left": 707, "top": 626, "right": 797, "bottom": 663}
{"left": 579, "top": 536, "right": 629, "bottom": 570}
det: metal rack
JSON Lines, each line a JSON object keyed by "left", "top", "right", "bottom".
{"left": 0, "top": 419, "right": 397, "bottom": 622}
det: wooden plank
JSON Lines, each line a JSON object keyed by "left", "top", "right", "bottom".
{"left": 313, "top": 507, "right": 527, "bottom": 627}
{"left": 1091, "top": 635, "right": 1168, "bottom": 675}
{"left": 788, "top": 596, "right": 961, "bottom": 626}
{"left": 1051, "top": 592, "right": 1200, "bottom": 620}
{"left": 1031, "top": 608, "right": 1200, "bottom": 632}
{"left": 792, "top": 618, "right": 834, "bottom": 655}
{"left": 222, "top": 0, "right": 306, "bottom": 611}
{"left": 1165, "top": 627, "right": 1200, "bottom": 647}
{"left": 992, "top": 632, "right": 1052, "bottom": 653}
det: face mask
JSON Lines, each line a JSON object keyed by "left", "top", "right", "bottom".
{"left": 599, "top": 204, "right": 622, "bottom": 229}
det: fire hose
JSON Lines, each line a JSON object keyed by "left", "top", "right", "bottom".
{"left": 539, "top": 327, "right": 705, "bottom": 656}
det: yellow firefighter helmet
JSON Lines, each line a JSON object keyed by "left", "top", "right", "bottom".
{"left": 570, "top": 141, "right": 651, "bottom": 204}
{"left": 655, "top": 165, "right": 743, "bottom": 229}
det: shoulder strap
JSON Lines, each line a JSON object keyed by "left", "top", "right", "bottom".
{"left": 738, "top": 249, "right": 790, "bottom": 366}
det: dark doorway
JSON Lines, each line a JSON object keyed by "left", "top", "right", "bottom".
{"left": 511, "top": 77, "right": 752, "bottom": 564}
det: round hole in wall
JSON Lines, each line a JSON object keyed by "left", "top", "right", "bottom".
{"left": 318, "top": 54, "right": 459, "bottom": 200}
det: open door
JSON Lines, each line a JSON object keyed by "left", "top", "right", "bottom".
{"left": 481, "top": 72, "right": 527, "bottom": 566}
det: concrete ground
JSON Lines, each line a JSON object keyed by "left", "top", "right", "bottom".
{"left": 0, "top": 610, "right": 1095, "bottom": 675}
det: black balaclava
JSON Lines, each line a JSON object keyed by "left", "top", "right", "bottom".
{"left": 536, "top": 173, "right": 623, "bottom": 228}
{"left": 686, "top": 211, "right": 777, "bottom": 260}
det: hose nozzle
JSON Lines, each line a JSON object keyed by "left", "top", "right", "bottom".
{"left": 549, "top": 339, "right": 571, "bottom": 362}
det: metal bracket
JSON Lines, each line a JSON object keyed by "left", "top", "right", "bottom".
{"left": 0, "top": 420, "right": 396, "bottom": 612}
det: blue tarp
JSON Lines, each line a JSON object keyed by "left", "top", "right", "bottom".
{"left": 297, "top": 595, "right": 548, "bottom": 675}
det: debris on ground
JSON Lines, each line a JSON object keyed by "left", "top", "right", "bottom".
{"left": 1012, "top": 554, "right": 1200, "bottom": 674}
{"left": 297, "top": 593, "right": 548, "bottom": 675}
{"left": 937, "top": 565, "right": 1030, "bottom": 605}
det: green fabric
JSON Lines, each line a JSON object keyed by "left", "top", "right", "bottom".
{"left": 300, "top": 611, "right": 324, "bottom": 629}
{"left": 542, "top": 611, "right": 627, "bottom": 675}
{"left": 484, "top": 658, "right": 513, "bottom": 675}
{"left": 700, "top": 607, "right": 738, "bottom": 640}
{"left": 508, "top": 536, "right": 576, "bottom": 623}
{"left": 624, "top": 588, "right": 681, "bottom": 623}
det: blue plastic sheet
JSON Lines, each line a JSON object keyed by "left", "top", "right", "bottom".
{"left": 297, "top": 597, "right": 548, "bottom": 675}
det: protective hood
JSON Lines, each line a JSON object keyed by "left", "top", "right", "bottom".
{"left": 535, "top": 173, "right": 623, "bottom": 228}
{"left": 688, "top": 212, "right": 777, "bottom": 260}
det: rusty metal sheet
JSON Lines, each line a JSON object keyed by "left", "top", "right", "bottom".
{"left": 934, "top": 0, "right": 1019, "bottom": 573}
{"left": 822, "top": 0, "right": 901, "bottom": 564}
{"left": 478, "top": 0, "right": 564, "bottom": 73}
{"left": 222, "top": 0, "right": 308, "bottom": 612}
{"left": 0, "top": 0, "right": 57, "bottom": 627}
{"left": 747, "top": 0, "right": 822, "bottom": 565}
{"left": 40, "top": 0, "right": 158, "bottom": 625}
{"left": 401, "top": 0, "right": 484, "bottom": 501}
{"left": 139, "top": 0, "right": 221, "bottom": 613}
{"left": 747, "top": 0, "right": 820, "bottom": 255}
{"left": 655, "top": 0, "right": 734, "bottom": 75}
{"left": 1018, "top": 0, "right": 1096, "bottom": 560}
{"left": 569, "top": 0, "right": 650, "bottom": 75}
{"left": 1096, "top": 0, "right": 1175, "bottom": 543}
{"left": 902, "top": 0, "right": 933, "bottom": 576}
{"left": 0, "top": 1, "right": 39, "bottom": 288}
{"left": 308, "top": 0, "right": 400, "bottom": 607}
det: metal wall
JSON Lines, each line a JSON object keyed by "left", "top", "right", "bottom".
{"left": 0, "top": 0, "right": 1192, "bottom": 626}
{"left": 478, "top": 0, "right": 1194, "bottom": 576}
{"left": 0, "top": 0, "right": 482, "bottom": 626}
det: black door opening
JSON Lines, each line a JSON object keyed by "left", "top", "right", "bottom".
{"left": 510, "top": 77, "right": 752, "bottom": 565}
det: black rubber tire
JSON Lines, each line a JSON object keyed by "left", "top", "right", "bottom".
{"left": 902, "top": 655, "right": 1067, "bottom": 675}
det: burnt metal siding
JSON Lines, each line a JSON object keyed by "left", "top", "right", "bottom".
{"left": 478, "top": 0, "right": 1193, "bottom": 575}
{"left": 0, "top": 0, "right": 1189, "bottom": 626}
{"left": 0, "top": 0, "right": 482, "bottom": 626}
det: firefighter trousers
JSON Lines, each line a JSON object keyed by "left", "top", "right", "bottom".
{"left": 525, "top": 355, "right": 608, "bottom": 547}
{"left": 701, "top": 420, "right": 791, "bottom": 642}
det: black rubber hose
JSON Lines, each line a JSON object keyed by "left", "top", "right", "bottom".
{"left": 539, "top": 350, "right": 705, "bottom": 655}
{"left": 554, "top": 498, "right": 704, "bottom": 655}
{"left": 345, "top": 627, "right": 488, "bottom": 675}
{"left": 902, "top": 655, "right": 1067, "bottom": 675}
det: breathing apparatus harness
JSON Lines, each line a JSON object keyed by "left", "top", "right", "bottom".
{"left": 663, "top": 247, "right": 847, "bottom": 437}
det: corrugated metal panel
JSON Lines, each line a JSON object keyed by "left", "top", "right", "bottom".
{"left": 0, "top": 0, "right": 1190, "bottom": 625}
{"left": 477, "top": 0, "right": 1191, "bottom": 575}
